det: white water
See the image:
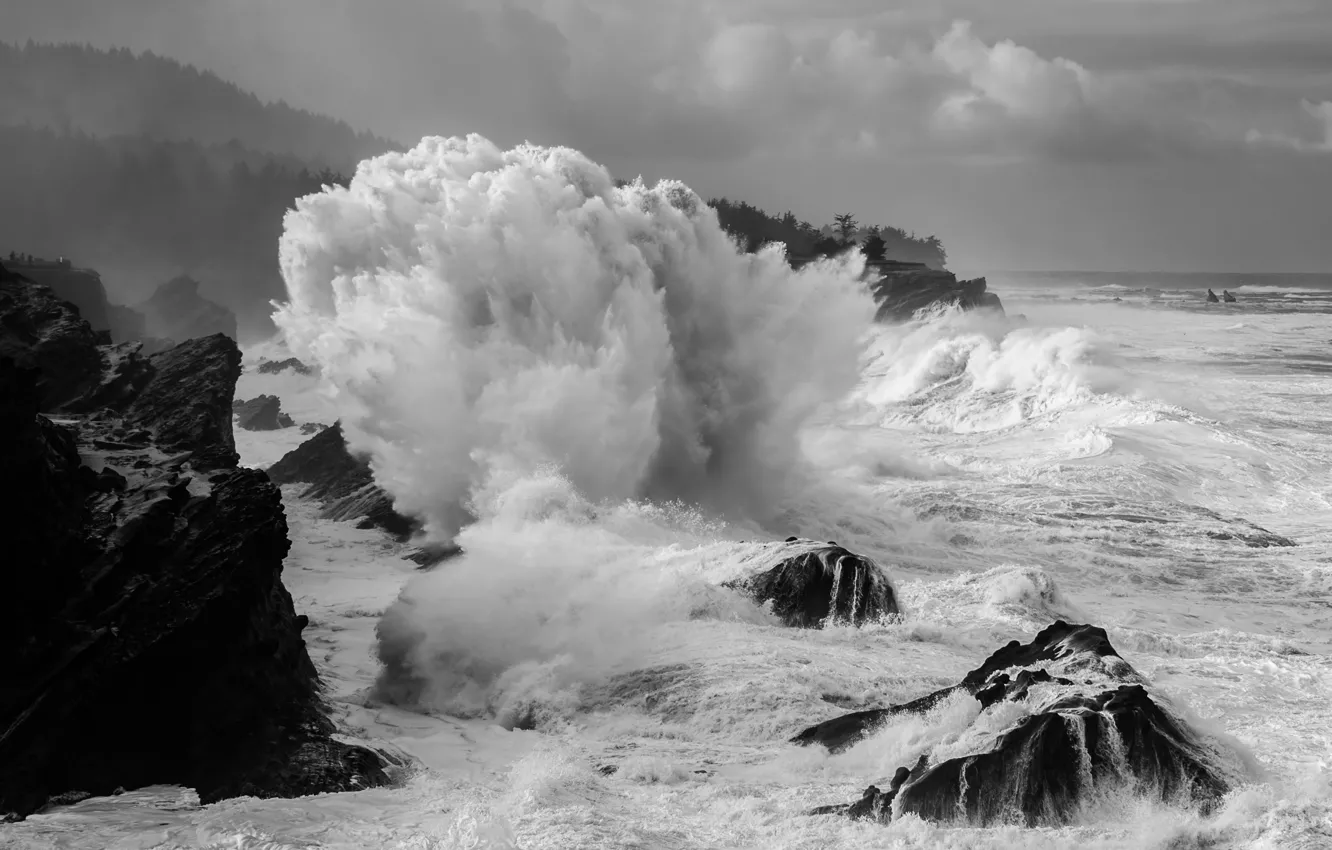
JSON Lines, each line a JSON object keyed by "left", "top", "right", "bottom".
{"left": 10, "top": 142, "right": 1332, "bottom": 849}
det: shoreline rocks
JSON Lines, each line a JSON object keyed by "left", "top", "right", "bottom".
{"left": 866, "top": 261, "right": 1004, "bottom": 322}
{"left": 803, "top": 621, "right": 1243, "bottom": 827}
{"left": 0, "top": 270, "right": 387, "bottom": 820}
{"left": 725, "top": 538, "right": 899, "bottom": 627}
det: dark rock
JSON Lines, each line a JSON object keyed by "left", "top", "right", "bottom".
{"left": 723, "top": 539, "right": 898, "bottom": 628}
{"left": 267, "top": 421, "right": 420, "bottom": 541}
{"left": 0, "top": 262, "right": 104, "bottom": 410}
{"left": 0, "top": 273, "right": 387, "bottom": 819}
{"left": 865, "top": 261, "right": 1005, "bottom": 323}
{"left": 17, "top": 263, "right": 111, "bottom": 333}
{"left": 234, "top": 394, "right": 295, "bottom": 431}
{"left": 806, "top": 622, "right": 1239, "bottom": 828}
{"left": 405, "top": 544, "right": 464, "bottom": 569}
{"left": 135, "top": 274, "right": 238, "bottom": 342}
{"left": 123, "top": 334, "right": 243, "bottom": 469}
{"left": 1206, "top": 289, "right": 1220, "bottom": 303}
{"left": 258, "top": 357, "right": 313, "bottom": 376}
{"left": 793, "top": 621, "right": 1127, "bottom": 752}
{"left": 300, "top": 422, "right": 329, "bottom": 435}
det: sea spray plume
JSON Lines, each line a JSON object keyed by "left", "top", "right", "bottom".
{"left": 274, "top": 135, "right": 876, "bottom": 715}
{"left": 274, "top": 134, "right": 876, "bottom": 541}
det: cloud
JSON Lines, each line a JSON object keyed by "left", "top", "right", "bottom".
{"left": 524, "top": 8, "right": 1320, "bottom": 163}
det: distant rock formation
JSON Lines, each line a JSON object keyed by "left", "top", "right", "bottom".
{"left": 1223, "top": 290, "right": 1236, "bottom": 303}
{"left": 724, "top": 538, "right": 898, "bottom": 627}
{"left": 0, "top": 273, "right": 387, "bottom": 820}
{"left": 266, "top": 421, "right": 417, "bottom": 540}
{"left": 866, "top": 261, "right": 1004, "bottom": 322}
{"left": 257, "top": 357, "right": 313, "bottom": 376}
{"left": 234, "top": 394, "right": 295, "bottom": 431}
{"left": 136, "top": 274, "right": 238, "bottom": 342}
{"left": 1206, "top": 289, "right": 1220, "bottom": 303}
{"left": 11, "top": 260, "right": 112, "bottom": 332}
{"left": 803, "top": 621, "right": 1242, "bottom": 827}
{"left": 106, "top": 302, "right": 147, "bottom": 342}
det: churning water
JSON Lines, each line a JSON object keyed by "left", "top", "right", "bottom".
{"left": 9, "top": 140, "right": 1332, "bottom": 849}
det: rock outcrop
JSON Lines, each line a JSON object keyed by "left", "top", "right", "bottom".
{"left": 0, "top": 261, "right": 105, "bottom": 410}
{"left": 266, "top": 421, "right": 416, "bottom": 540}
{"left": 724, "top": 538, "right": 898, "bottom": 627}
{"left": 234, "top": 393, "right": 295, "bottom": 431}
{"left": 0, "top": 274, "right": 387, "bottom": 820}
{"left": 257, "top": 357, "right": 313, "bottom": 376}
{"left": 866, "top": 260, "right": 1004, "bottom": 323}
{"left": 13, "top": 262, "right": 112, "bottom": 333}
{"left": 804, "top": 621, "right": 1243, "bottom": 827}
{"left": 136, "top": 274, "right": 238, "bottom": 342}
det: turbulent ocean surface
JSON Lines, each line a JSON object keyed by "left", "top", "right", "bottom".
{"left": 9, "top": 142, "right": 1331, "bottom": 848}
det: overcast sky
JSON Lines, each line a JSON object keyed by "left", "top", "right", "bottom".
{"left": 10, "top": 0, "right": 1332, "bottom": 272}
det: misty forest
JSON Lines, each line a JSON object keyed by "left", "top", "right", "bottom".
{"left": 2, "top": 14, "right": 1329, "bottom": 850}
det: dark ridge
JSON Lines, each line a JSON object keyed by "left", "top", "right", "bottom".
{"left": 266, "top": 421, "right": 418, "bottom": 541}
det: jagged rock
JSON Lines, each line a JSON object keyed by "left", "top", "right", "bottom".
{"left": 234, "top": 394, "right": 295, "bottom": 431}
{"left": 135, "top": 274, "right": 238, "bottom": 342}
{"left": 15, "top": 262, "right": 111, "bottom": 333}
{"left": 866, "top": 261, "right": 1005, "bottom": 322}
{"left": 0, "top": 275, "right": 387, "bottom": 820}
{"left": 805, "top": 621, "right": 1241, "bottom": 828}
{"left": 266, "top": 421, "right": 417, "bottom": 540}
{"left": 300, "top": 421, "right": 328, "bottom": 435}
{"left": 0, "top": 261, "right": 104, "bottom": 409}
{"left": 122, "top": 334, "right": 242, "bottom": 468}
{"left": 258, "top": 357, "right": 313, "bottom": 376}
{"left": 724, "top": 539, "right": 898, "bottom": 628}
{"left": 793, "top": 621, "right": 1128, "bottom": 752}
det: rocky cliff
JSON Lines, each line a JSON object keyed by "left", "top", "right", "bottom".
{"left": 865, "top": 260, "right": 1004, "bottom": 323}
{"left": 0, "top": 268, "right": 387, "bottom": 820}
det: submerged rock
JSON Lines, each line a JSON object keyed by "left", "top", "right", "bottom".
{"left": 0, "top": 276, "right": 387, "bottom": 820}
{"left": 804, "top": 621, "right": 1243, "bottom": 827}
{"left": 724, "top": 539, "right": 898, "bottom": 627}
{"left": 865, "top": 261, "right": 1004, "bottom": 322}
{"left": 234, "top": 393, "right": 295, "bottom": 431}
{"left": 135, "top": 274, "right": 238, "bottom": 342}
{"left": 266, "top": 421, "right": 417, "bottom": 540}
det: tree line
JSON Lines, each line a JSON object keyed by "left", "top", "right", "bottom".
{"left": 707, "top": 198, "right": 947, "bottom": 268}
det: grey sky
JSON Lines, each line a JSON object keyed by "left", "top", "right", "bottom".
{"left": 9, "top": 0, "right": 1332, "bottom": 271}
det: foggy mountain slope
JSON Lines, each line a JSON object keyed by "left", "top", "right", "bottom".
{"left": 0, "top": 41, "right": 399, "bottom": 170}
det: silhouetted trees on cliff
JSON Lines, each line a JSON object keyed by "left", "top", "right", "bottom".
{"left": 707, "top": 198, "right": 947, "bottom": 268}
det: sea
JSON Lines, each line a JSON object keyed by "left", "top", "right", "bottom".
{"left": 8, "top": 269, "right": 1332, "bottom": 849}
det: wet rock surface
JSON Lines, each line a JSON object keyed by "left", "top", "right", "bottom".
{"left": 725, "top": 538, "right": 899, "bottom": 628}
{"left": 266, "top": 421, "right": 416, "bottom": 540}
{"left": 866, "top": 261, "right": 1004, "bottom": 322}
{"left": 803, "top": 621, "right": 1240, "bottom": 827}
{"left": 0, "top": 275, "right": 387, "bottom": 820}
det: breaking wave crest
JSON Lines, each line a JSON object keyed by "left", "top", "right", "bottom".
{"left": 275, "top": 134, "right": 876, "bottom": 541}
